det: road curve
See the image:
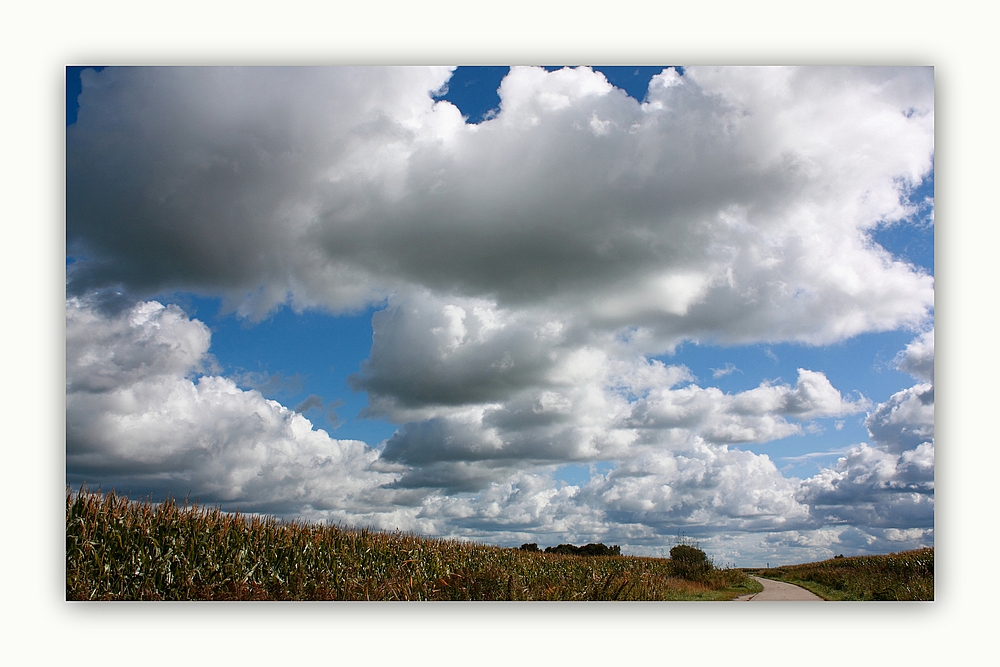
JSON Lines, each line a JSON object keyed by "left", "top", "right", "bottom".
{"left": 732, "top": 576, "right": 824, "bottom": 601}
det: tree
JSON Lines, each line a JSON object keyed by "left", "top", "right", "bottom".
{"left": 539, "top": 542, "right": 622, "bottom": 557}
{"left": 669, "top": 543, "right": 713, "bottom": 580}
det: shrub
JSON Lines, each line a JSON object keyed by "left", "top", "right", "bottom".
{"left": 669, "top": 543, "right": 713, "bottom": 580}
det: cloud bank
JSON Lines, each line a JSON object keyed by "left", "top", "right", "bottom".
{"left": 68, "top": 66, "right": 932, "bottom": 346}
{"left": 66, "top": 296, "right": 933, "bottom": 562}
{"left": 66, "top": 66, "right": 934, "bottom": 562}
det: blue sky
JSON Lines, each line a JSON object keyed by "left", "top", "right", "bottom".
{"left": 66, "top": 66, "right": 934, "bottom": 565}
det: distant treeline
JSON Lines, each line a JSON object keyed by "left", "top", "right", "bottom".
{"left": 519, "top": 542, "right": 622, "bottom": 557}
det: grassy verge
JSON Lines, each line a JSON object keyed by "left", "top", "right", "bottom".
{"left": 749, "top": 548, "right": 933, "bottom": 601}
{"left": 67, "top": 488, "right": 760, "bottom": 601}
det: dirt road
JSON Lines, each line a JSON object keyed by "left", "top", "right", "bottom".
{"left": 732, "top": 576, "right": 824, "bottom": 601}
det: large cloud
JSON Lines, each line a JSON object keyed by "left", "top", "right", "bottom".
{"left": 65, "top": 297, "right": 935, "bottom": 560}
{"left": 68, "top": 66, "right": 933, "bottom": 346}
{"left": 355, "top": 291, "right": 868, "bottom": 493}
{"left": 65, "top": 65, "right": 936, "bottom": 562}
{"left": 66, "top": 295, "right": 396, "bottom": 518}
{"left": 625, "top": 367, "right": 869, "bottom": 443}
{"left": 864, "top": 330, "right": 934, "bottom": 452}
{"left": 584, "top": 443, "right": 812, "bottom": 534}
{"left": 864, "top": 383, "right": 934, "bottom": 452}
{"left": 795, "top": 330, "right": 935, "bottom": 541}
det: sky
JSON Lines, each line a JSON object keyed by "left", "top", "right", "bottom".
{"left": 65, "top": 65, "right": 934, "bottom": 566}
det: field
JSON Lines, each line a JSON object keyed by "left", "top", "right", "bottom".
{"left": 66, "top": 488, "right": 761, "bottom": 601}
{"left": 751, "top": 548, "right": 934, "bottom": 601}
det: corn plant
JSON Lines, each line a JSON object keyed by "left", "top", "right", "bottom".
{"left": 754, "top": 548, "right": 933, "bottom": 601}
{"left": 67, "top": 487, "right": 760, "bottom": 601}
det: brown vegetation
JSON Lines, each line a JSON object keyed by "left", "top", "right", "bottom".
{"left": 67, "top": 487, "right": 759, "bottom": 601}
{"left": 753, "top": 548, "right": 934, "bottom": 600}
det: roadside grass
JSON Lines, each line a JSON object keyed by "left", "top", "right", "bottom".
{"left": 750, "top": 548, "right": 933, "bottom": 601}
{"left": 67, "top": 487, "right": 760, "bottom": 601}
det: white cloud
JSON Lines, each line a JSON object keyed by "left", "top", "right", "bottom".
{"left": 351, "top": 290, "right": 870, "bottom": 492}
{"left": 798, "top": 442, "right": 934, "bottom": 528}
{"left": 895, "top": 329, "right": 934, "bottom": 382}
{"left": 350, "top": 290, "right": 571, "bottom": 420}
{"left": 873, "top": 331, "right": 935, "bottom": 453}
{"left": 69, "top": 66, "right": 933, "bottom": 348}
{"left": 332, "top": 290, "right": 884, "bottom": 521}
{"left": 744, "top": 524, "right": 932, "bottom": 564}
{"left": 64, "top": 66, "right": 936, "bottom": 562}
{"left": 66, "top": 295, "right": 900, "bottom": 557}
{"left": 795, "top": 330, "right": 935, "bottom": 538}
{"left": 67, "top": 297, "right": 211, "bottom": 393}
{"left": 885, "top": 527, "right": 932, "bottom": 542}
{"left": 583, "top": 442, "right": 811, "bottom": 532}
{"left": 626, "top": 367, "right": 867, "bottom": 444}
{"left": 865, "top": 383, "right": 934, "bottom": 453}
{"left": 66, "top": 296, "right": 396, "bottom": 517}
{"left": 711, "top": 362, "right": 740, "bottom": 378}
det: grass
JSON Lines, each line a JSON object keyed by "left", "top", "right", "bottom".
{"left": 67, "top": 487, "right": 761, "bottom": 601}
{"left": 750, "top": 548, "right": 934, "bottom": 601}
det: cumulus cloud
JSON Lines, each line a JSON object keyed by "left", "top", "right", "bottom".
{"left": 382, "top": 443, "right": 816, "bottom": 554}
{"left": 64, "top": 66, "right": 936, "bottom": 562}
{"left": 627, "top": 367, "right": 869, "bottom": 444}
{"left": 584, "top": 443, "right": 812, "bottom": 534}
{"left": 66, "top": 296, "right": 396, "bottom": 517}
{"left": 68, "top": 66, "right": 933, "bottom": 346}
{"left": 350, "top": 290, "right": 565, "bottom": 415}
{"left": 746, "top": 523, "right": 932, "bottom": 565}
{"left": 351, "top": 290, "right": 869, "bottom": 493}
{"left": 67, "top": 295, "right": 910, "bottom": 558}
{"left": 895, "top": 329, "right": 934, "bottom": 382}
{"left": 865, "top": 383, "right": 934, "bottom": 452}
{"left": 798, "top": 442, "right": 934, "bottom": 529}
{"left": 865, "top": 329, "right": 935, "bottom": 452}
{"left": 67, "top": 298, "right": 211, "bottom": 393}
{"left": 793, "top": 330, "right": 935, "bottom": 542}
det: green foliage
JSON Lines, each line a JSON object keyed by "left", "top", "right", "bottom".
{"left": 669, "top": 543, "right": 708, "bottom": 564}
{"left": 755, "top": 549, "right": 934, "bottom": 601}
{"left": 669, "top": 542, "right": 713, "bottom": 581}
{"left": 66, "top": 487, "right": 757, "bottom": 601}
{"left": 543, "top": 543, "right": 621, "bottom": 557}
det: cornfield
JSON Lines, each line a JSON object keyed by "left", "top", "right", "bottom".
{"left": 755, "top": 548, "right": 934, "bottom": 601}
{"left": 67, "top": 487, "right": 759, "bottom": 601}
